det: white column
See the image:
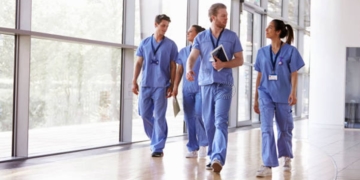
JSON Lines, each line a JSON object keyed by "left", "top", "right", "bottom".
{"left": 309, "top": 0, "right": 360, "bottom": 128}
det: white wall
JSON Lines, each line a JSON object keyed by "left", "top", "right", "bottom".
{"left": 310, "top": 0, "right": 360, "bottom": 128}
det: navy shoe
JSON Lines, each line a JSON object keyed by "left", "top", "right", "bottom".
{"left": 206, "top": 163, "right": 212, "bottom": 170}
{"left": 151, "top": 152, "right": 164, "bottom": 157}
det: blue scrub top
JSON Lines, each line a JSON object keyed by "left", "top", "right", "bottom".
{"left": 136, "top": 36, "right": 178, "bottom": 87}
{"left": 192, "top": 29, "right": 243, "bottom": 86}
{"left": 176, "top": 45, "right": 201, "bottom": 93}
{"left": 254, "top": 43, "right": 305, "bottom": 103}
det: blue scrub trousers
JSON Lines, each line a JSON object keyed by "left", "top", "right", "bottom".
{"left": 138, "top": 87, "right": 168, "bottom": 153}
{"left": 182, "top": 90, "right": 208, "bottom": 152}
{"left": 201, "top": 83, "right": 232, "bottom": 165}
{"left": 259, "top": 93, "right": 294, "bottom": 167}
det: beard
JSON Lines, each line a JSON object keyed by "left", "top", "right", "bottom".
{"left": 215, "top": 20, "right": 226, "bottom": 29}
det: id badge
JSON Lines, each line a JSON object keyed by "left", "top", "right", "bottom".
{"left": 268, "top": 74, "right": 278, "bottom": 81}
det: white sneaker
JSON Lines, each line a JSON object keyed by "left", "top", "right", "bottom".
{"left": 211, "top": 159, "right": 223, "bottom": 173}
{"left": 198, "top": 146, "right": 207, "bottom": 158}
{"left": 185, "top": 151, "right": 198, "bottom": 158}
{"left": 284, "top": 157, "right": 291, "bottom": 171}
{"left": 256, "top": 165, "right": 272, "bottom": 177}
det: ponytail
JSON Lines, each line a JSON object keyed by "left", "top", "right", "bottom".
{"left": 285, "top": 24, "right": 294, "bottom": 45}
{"left": 191, "top": 25, "right": 205, "bottom": 34}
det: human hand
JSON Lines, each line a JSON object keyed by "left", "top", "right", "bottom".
{"left": 254, "top": 100, "right": 260, "bottom": 114}
{"left": 166, "top": 85, "right": 173, "bottom": 98}
{"left": 288, "top": 93, "right": 297, "bottom": 106}
{"left": 186, "top": 70, "right": 195, "bottom": 81}
{"left": 132, "top": 82, "right": 139, "bottom": 95}
{"left": 212, "top": 56, "right": 225, "bottom": 70}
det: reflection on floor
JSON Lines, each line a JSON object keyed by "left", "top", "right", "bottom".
{"left": 0, "top": 119, "right": 360, "bottom": 179}
{"left": 0, "top": 116, "right": 185, "bottom": 158}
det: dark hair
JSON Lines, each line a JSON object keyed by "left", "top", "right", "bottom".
{"left": 272, "top": 19, "right": 294, "bottom": 45}
{"left": 191, "top": 25, "right": 205, "bottom": 33}
{"left": 208, "top": 3, "right": 227, "bottom": 22}
{"left": 155, "top": 14, "right": 171, "bottom": 24}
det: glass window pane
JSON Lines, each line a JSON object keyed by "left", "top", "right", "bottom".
{"left": 302, "top": 33, "right": 310, "bottom": 117}
{"left": 293, "top": 29, "right": 297, "bottom": 47}
{"left": 301, "top": 73, "right": 310, "bottom": 117}
{"left": 251, "top": 14, "right": 262, "bottom": 123}
{"left": 0, "top": 0, "right": 16, "bottom": 28}
{"left": 238, "top": 65, "right": 252, "bottom": 121}
{"left": 134, "top": 0, "right": 141, "bottom": 46}
{"left": 29, "top": 39, "right": 121, "bottom": 155}
{"left": 162, "top": 0, "right": 188, "bottom": 48}
{"left": 238, "top": 11, "right": 253, "bottom": 122}
{"left": 32, "top": 0, "right": 123, "bottom": 43}
{"left": 0, "top": 34, "right": 14, "bottom": 158}
{"left": 240, "top": 11, "right": 253, "bottom": 64}
{"left": 303, "top": 33, "right": 310, "bottom": 73}
{"left": 198, "top": 0, "right": 231, "bottom": 29}
{"left": 268, "top": 0, "right": 282, "bottom": 16}
{"left": 288, "top": 0, "right": 299, "bottom": 23}
{"left": 245, "top": 0, "right": 261, "bottom": 6}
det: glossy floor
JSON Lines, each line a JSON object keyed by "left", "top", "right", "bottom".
{"left": 0, "top": 119, "right": 360, "bottom": 180}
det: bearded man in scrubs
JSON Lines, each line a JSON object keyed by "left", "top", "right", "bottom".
{"left": 186, "top": 3, "right": 244, "bottom": 173}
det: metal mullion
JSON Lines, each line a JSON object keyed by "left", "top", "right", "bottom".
{"left": 243, "top": 2, "right": 266, "bottom": 14}
{"left": 295, "top": 0, "right": 305, "bottom": 118}
{"left": 249, "top": 12, "right": 255, "bottom": 122}
{"left": 120, "top": 0, "right": 135, "bottom": 142}
{"left": 229, "top": 0, "right": 241, "bottom": 128}
{"left": 12, "top": 0, "right": 31, "bottom": 157}
{"left": 0, "top": 27, "right": 137, "bottom": 49}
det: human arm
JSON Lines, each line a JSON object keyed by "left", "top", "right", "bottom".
{"left": 288, "top": 48, "right": 304, "bottom": 106}
{"left": 186, "top": 48, "right": 200, "bottom": 81}
{"left": 288, "top": 71, "right": 298, "bottom": 106}
{"left": 172, "top": 64, "right": 183, "bottom": 97}
{"left": 132, "top": 56, "right": 143, "bottom": 95}
{"left": 167, "top": 61, "right": 176, "bottom": 98}
{"left": 253, "top": 72, "right": 262, "bottom": 114}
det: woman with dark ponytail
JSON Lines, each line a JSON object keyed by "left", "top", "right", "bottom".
{"left": 253, "top": 19, "right": 304, "bottom": 177}
{"left": 172, "top": 25, "right": 208, "bottom": 158}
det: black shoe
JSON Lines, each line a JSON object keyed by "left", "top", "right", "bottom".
{"left": 151, "top": 152, "right": 164, "bottom": 157}
{"left": 206, "top": 163, "right": 212, "bottom": 170}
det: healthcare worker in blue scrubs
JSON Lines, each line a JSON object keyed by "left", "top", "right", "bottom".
{"left": 254, "top": 19, "right": 304, "bottom": 177}
{"left": 173, "top": 25, "right": 208, "bottom": 159}
{"left": 186, "top": 3, "right": 244, "bottom": 173}
{"left": 132, "top": 14, "right": 178, "bottom": 158}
